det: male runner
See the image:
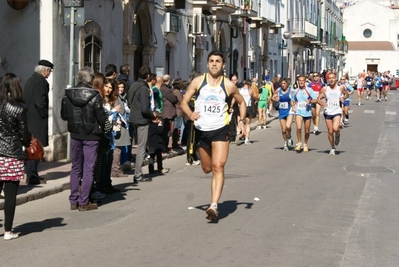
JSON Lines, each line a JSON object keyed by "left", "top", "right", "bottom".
{"left": 317, "top": 72, "right": 349, "bottom": 155}
{"left": 308, "top": 72, "right": 324, "bottom": 135}
{"left": 180, "top": 51, "right": 246, "bottom": 221}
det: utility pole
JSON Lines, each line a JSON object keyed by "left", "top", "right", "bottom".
{"left": 64, "top": 0, "right": 84, "bottom": 161}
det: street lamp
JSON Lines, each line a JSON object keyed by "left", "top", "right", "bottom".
{"left": 281, "top": 31, "right": 291, "bottom": 77}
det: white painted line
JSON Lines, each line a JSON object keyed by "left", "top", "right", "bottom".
{"left": 386, "top": 111, "right": 397, "bottom": 115}
{"left": 363, "top": 110, "right": 375, "bottom": 114}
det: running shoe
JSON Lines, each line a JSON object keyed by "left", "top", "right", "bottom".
{"left": 256, "top": 125, "right": 261, "bottom": 130}
{"left": 283, "top": 143, "right": 288, "bottom": 151}
{"left": 315, "top": 130, "right": 321, "bottom": 135}
{"left": 158, "top": 168, "right": 170, "bottom": 174}
{"left": 205, "top": 206, "right": 218, "bottom": 221}
{"left": 376, "top": 99, "right": 381, "bottom": 102}
{"left": 192, "top": 160, "right": 201, "bottom": 165}
{"left": 344, "top": 118, "right": 349, "bottom": 124}
{"left": 287, "top": 138, "right": 293, "bottom": 147}
{"left": 385, "top": 96, "right": 387, "bottom": 101}
{"left": 334, "top": 133, "right": 341, "bottom": 146}
{"left": 294, "top": 142, "right": 302, "bottom": 151}
{"left": 357, "top": 103, "right": 361, "bottom": 106}
{"left": 244, "top": 140, "right": 251, "bottom": 145}
{"left": 235, "top": 134, "right": 240, "bottom": 145}
{"left": 303, "top": 144, "right": 308, "bottom": 152}
{"left": 329, "top": 148, "right": 336, "bottom": 156}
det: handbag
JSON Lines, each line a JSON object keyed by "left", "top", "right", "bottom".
{"left": 25, "top": 136, "right": 44, "bottom": 160}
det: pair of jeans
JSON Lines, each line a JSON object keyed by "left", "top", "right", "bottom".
{"left": 133, "top": 124, "right": 149, "bottom": 177}
{"left": 69, "top": 139, "right": 98, "bottom": 205}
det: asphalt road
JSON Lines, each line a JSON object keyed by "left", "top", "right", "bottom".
{"left": 1, "top": 91, "right": 399, "bottom": 267}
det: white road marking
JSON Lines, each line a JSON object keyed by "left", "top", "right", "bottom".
{"left": 363, "top": 110, "right": 375, "bottom": 114}
{"left": 386, "top": 111, "right": 397, "bottom": 115}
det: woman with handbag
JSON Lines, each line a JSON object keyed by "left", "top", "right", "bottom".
{"left": 0, "top": 73, "right": 31, "bottom": 240}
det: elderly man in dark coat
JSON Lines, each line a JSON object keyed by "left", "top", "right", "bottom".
{"left": 23, "top": 59, "right": 53, "bottom": 184}
{"left": 160, "top": 74, "right": 178, "bottom": 152}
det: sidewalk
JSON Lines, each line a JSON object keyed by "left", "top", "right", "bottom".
{"left": 0, "top": 115, "right": 277, "bottom": 210}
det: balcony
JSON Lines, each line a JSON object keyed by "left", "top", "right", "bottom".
{"left": 291, "top": 18, "right": 318, "bottom": 45}
{"left": 192, "top": 0, "right": 219, "bottom": 8}
{"left": 231, "top": 0, "right": 259, "bottom": 18}
{"left": 213, "top": 0, "right": 238, "bottom": 14}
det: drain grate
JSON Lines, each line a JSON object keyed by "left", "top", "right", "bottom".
{"left": 345, "top": 165, "right": 394, "bottom": 174}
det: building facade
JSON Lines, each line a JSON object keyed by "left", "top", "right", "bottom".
{"left": 341, "top": 0, "right": 399, "bottom": 75}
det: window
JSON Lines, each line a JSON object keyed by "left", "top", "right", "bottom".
{"left": 84, "top": 35, "right": 102, "bottom": 73}
{"left": 363, "top": 29, "right": 372, "bottom": 38}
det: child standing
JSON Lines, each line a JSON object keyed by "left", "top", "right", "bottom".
{"left": 148, "top": 112, "right": 170, "bottom": 175}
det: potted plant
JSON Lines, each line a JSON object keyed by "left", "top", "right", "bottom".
{"left": 243, "top": 0, "right": 251, "bottom": 10}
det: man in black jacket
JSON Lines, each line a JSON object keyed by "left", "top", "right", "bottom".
{"left": 23, "top": 59, "right": 53, "bottom": 185}
{"left": 127, "top": 66, "right": 155, "bottom": 183}
{"left": 61, "top": 67, "right": 109, "bottom": 211}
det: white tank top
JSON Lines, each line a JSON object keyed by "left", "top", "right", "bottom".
{"left": 239, "top": 87, "right": 252, "bottom": 107}
{"left": 324, "top": 85, "right": 342, "bottom": 116}
{"left": 194, "top": 74, "right": 230, "bottom": 131}
{"left": 356, "top": 78, "right": 363, "bottom": 88}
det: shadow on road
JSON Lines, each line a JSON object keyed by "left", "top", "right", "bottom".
{"left": 13, "top": 217, "right": 67, "bottom": 237}
{"left": 196, "top": 200, "right": 254, "bottom": 223}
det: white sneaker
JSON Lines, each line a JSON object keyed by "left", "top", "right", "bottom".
{"left": 344, "top": 118, "right": 348, "bottom": 123}
{"left": 283, "top": 143, "right": 288, "bottom": 151}
{"left": 256, "top": 125, "right": 261, "bottom": 130}
{"left": 287, "top": 138, "right": 293, "bottom": 147}
{"left": 262, "top": 126, "right": 266, "bottom": 129}
{"left": 329, "top": 149, "right": 336, "bottom": 156}
{"left": 192, "top": 160, "right": 201, "bottom": 165}
{"left": 91, "top": 191, "right": 106, "bottom": 200}
{"left": 244, "top": 140, "right": 251, "bottom": 145}
{"left": 385, "top": 96, "right": 387, "bottom": 101}
{"left": 357, "top": 103, "right": 361, "bottom": 106}
{"left": 4, "top": 232, "right": 18, "bottom": 240}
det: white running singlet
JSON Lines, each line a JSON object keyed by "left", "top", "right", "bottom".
{"left": 239, "top": 87, "right": 252, "bottom": 107}
{"left": 324, "top": 85, "right": 342, "bottom": 116}
{"left": 194, "top": 74, "right": 230, "bottom": 131}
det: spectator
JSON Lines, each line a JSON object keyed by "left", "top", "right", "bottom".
{"left": 105, "top": 64, "right": 117, "bottom": 80}
{"left": 0, "top": 73, "right": 31, "bottom": 240}
{"left": 23, "top": 59, "right": 53, "bottom": 185}
{"left": 117, "top": 64, "right": 134, "bottom": 88}
{"left": 61, "top": 67, "right": 109, "bottom": 211}
{"left": 152, "top": 76, "right": 163, "bottom": 113}
{"left": 147, "top": 111, "right": 169, "bottom": 175}
{"left": 172, "top": 79, "right": 184, "bottom": 149}
{"left": 127, "top": 66, "right": 155, "bottom": 183}
{"left": 160, "top": 74, "right": 177, "bottom": 152}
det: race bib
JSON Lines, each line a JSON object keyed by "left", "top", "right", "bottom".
{"left": 366, "top": 81, "right": 371, "bottom": 85}
{"left": 328, "top": 100, "right": 339, "bottom": 107}
{"left": 203, "top": 103, "right": 222, "bottom": 114}
{"left": 297, "top": 101, "right": 306, "bottom": 110}
{"left": 314, "top": 91, "right": 319, "bottom": 97}
{"left": 279, "top": 102, "right": 289, "bottom": 109}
